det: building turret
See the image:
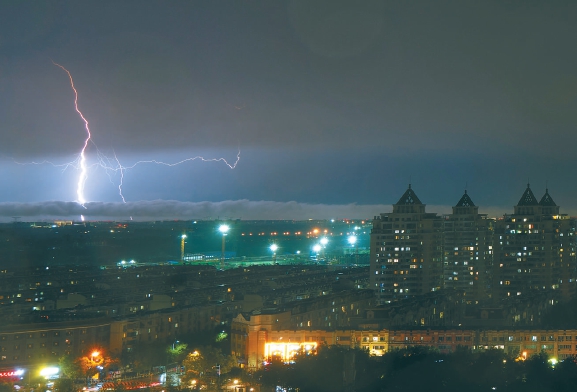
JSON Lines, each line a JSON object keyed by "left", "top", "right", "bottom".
{"left": 392, "top": 184, "right": 426, "bottom": 214}
{"left": 539, "top": 188, "right": 560, "bottom": 215}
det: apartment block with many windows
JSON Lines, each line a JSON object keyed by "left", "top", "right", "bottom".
{"left": 443, "top": 191, "right": 493, "bottom": 303}
{"left": 370, "top": 185, "right": 444, "bottom": 304}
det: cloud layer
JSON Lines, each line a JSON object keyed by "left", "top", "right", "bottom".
{"left": 0, "top": 200, "right": 520, "bottom": 222}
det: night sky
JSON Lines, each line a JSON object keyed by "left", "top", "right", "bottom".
{"left": 1, "top": 1, "right": 576, "bottom": 221}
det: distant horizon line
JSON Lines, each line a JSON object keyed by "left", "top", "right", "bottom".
{"left": 0, "top": 199, "right": 574, "bottom": 223}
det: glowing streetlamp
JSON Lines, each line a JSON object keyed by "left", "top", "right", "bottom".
{"left": 347, "top": 235, "right": 357, "bottom": 247}
{"left": 218, "top": 224, "right": 230, "bottom": 270}
{"left": 83, "top": 350, "right": 104, "bottom": 382}
{"left": 180, "top": 234, "right": 187, "bottom": 263}
{"left": 270, "top": 243, "right": 278, "bottom": 263}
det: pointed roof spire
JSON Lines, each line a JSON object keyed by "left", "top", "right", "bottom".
{"left": 539, "top": 188, "right": 557, "bottom": 206}
{"left": 517, "top": 183, "right": 539, "bottom": 206}
{"left": 455, "top": 190, "right": 475, "bottom": 207}
{"left": 396, "top": 184, "right": 422, "bottom": 205}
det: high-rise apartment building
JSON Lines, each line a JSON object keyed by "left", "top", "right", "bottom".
{"left": 370, "top": 185, "right": 443, "bottom": 305}
{"left": 493, "top": 185, "right": 576, "bottom": 299}
{"left": 371, "top": 185, "right": 576, "bottom": 304}
{"left": 443, "top": 191, "right": 493, "bottom": 303}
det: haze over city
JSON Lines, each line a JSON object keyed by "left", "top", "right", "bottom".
{"left": 1, "top": 1, "right": 576, "bottom": 221}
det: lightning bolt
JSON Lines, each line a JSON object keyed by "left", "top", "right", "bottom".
{"left": 15, "top": 62, "right": 240, "bottom": 215}
{"left": 52, "top": 61, "right": 91, "bottom": 208}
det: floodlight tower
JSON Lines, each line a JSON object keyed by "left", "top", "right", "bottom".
{"left": 270, "top": 243, "right": 278, "bottom": 263}
{"left": 180, "top": 234, "right": 187, "bottom": 263}
{"left": 320, "top": 237, "right": 329, "bottom": 261}
{"left": 313, "top": 244, "right": 322, "bottom": 262}
{"left": 218, "top": 224, "right": 230, "bottom": 270}
{"left": 348, "top": 235, "right": 358, "bottom": 264}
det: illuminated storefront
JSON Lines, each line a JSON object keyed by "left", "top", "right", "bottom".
{"left": 264, "top": 342, "right": 318, "bottom": 362}
{"left": 0, "top": 369, "right": 25, "bottom": 380}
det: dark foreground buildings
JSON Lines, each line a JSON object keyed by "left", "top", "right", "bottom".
{"left": 370, "top": 184, "right": 576, "bottom": 305}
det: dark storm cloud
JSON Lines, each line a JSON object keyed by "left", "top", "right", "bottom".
{"left": 0, "top": 1, "right": 576, "bottom": 210}
{"left": 1, "top": 1, "right": 576, "bottom": 155}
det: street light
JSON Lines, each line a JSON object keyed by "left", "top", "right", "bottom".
{"left": 218, "top": 224, "right": 230, "bottom": 270}
{"left": 270, "top": 243, "right": 278, "bottom": 263}
{"left": 86, "top": 351, "right": 103, "bottom": 385}
{"left": 181, "top": 234, "right": 187, "bottom": 263}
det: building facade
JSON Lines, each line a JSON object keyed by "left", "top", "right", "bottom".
{"left": 493, "top": 185, "right": 576, "bottom": 299}
{"left": 0, "top": 320, "right": 111, "bottom": 366}
{"left": 231, "top": 290, "right": 375, "bottom": 369}
{"left": 443, "top": 191, "right": 493, "bottom": 303}
{"left": 370, "top": 185, "right": 444, "bottom": 305}
{"left": 231, "top": 320, "right": 577, "bottom": 370}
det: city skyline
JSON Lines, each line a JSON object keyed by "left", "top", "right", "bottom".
{"left": 1, "top": 1, "right": 576, "bottom": 221}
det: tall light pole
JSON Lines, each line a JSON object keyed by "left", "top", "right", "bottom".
{"left": 320, "top": 237, "right": 329, "bottom": 262}
{"left": 313, "top": 244, "right": 322, "bottom": 262}
{"left": 270, "top": 243, "right": 278, "bottom": 264}
{"left": 218, "top": 224, "right": 230, "bottom": 270}
{"left": 180, "top": 234, "right": 187, "bottom": 263}
{"left": 348, "top": 235, "right": 357, "bottom": 265}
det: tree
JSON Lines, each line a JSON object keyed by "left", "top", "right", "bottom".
{"left": 77, "top": 349, "right": 118, "bottom": 379}
{"left": 522, "top": 352, "right": 553, "bottom": 391}
{"left": 53, "top": 378, "right": 76, "bottom": 392}
{"left": 254, "top": 356, "right": 293, "bottom": 391}
{"left": 552, "top": 355, "right": 577, "bottom": 392}
{"left": 59, "top": 354, "right": 82, "bottom": 379}
{"left": 181, "top": 346, "right": 237, "bottom": 390}
{"left": 167, "top": 341, "right": 189, "bottom": 364}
